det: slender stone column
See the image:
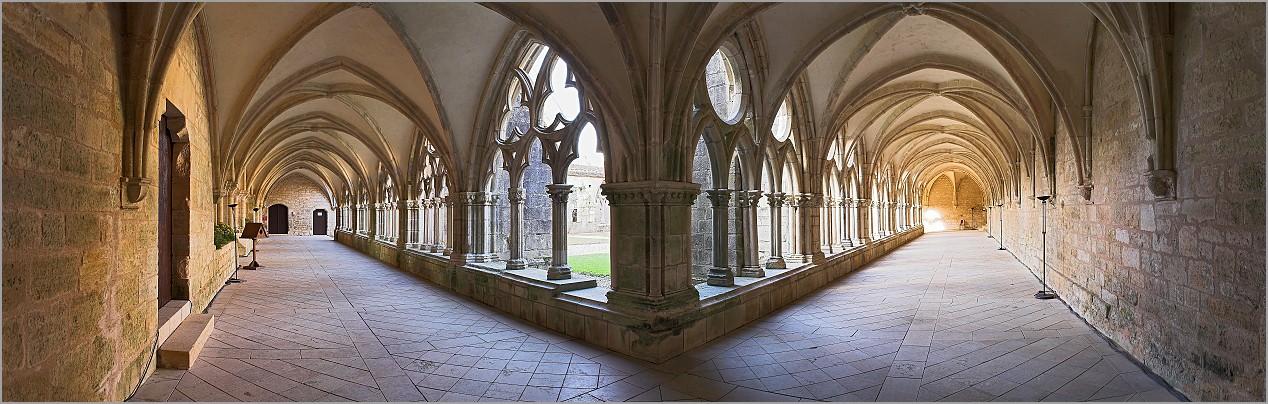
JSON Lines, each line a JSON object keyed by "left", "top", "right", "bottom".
{"left": 371, "top": 202, "right": 382, "bottom": 238}
{"left": 423, "top": 198, "right": 433, "bottom": 250}
{"left": 457, "top": 192, "right": 498, "bottom": 262}
{"left": 892, "top": 202, "right": 902, "bottom": 234}
{"left": 840, "top": 198, "right": 854, "bottom": 248}
{"left": 426, "top": 198, "right": 438, "bottom": 252}
{"left": 765, "top": 192, "right": 787, "bottom": 269}
{"left": 821, "top": 196, "right": 835, "bottom": 253}
{"left": 601, "top": 181, "right": 701, "bottom": 314}
{"left": 856, "top": 198, "right": 872, "bottom": 244}
{"left": 405, "top": 200, "right": 419, "bottom": 248}
{"left": 736, "top": 190, "right": 764, "bottom": 277}
{"left": 506, "top": 188, "right": 527, "bottom": 269}
{"left": 915, "top": 204, "right": 922, "bottom": 228}
{"left": 894, "top": 202, "right": 903, "bottom": 230}
{"left": 423, "top": 199, "right": 431, "bottom": 244}
{"left": 704, "top": 189, "right": 733, "bottom": 286}
{"left": 784, "top": 194, "right": 803, "bottom": 263}
{"left": 545, "top": 184, "right": 573, "bottom": 280}
{"left": 442, "top": 198, "right": 453, "bottom": 256}
{"left": 384, "top": 202, "right": 393, "bottom": 240}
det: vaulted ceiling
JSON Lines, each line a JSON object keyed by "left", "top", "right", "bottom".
{"left": 191, "top": 2, "right": 1103, "bottom": 204}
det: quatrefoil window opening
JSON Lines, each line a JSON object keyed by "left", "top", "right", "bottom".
{"left": 497, "top": 45, "right": 583, "bottom": 146}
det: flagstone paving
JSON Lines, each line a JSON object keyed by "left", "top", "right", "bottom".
{"left": 130, "top": 231, "right": 1183, "bottom": 402}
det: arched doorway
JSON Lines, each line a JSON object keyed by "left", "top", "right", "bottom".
{"left": 158, "top": 101, "right": 191, "bottom": 308}
{"left": 268, "top": 204, "right": 289, "bottom": 234}
{"left": 313, "top": 209, "right": 328, "bottom": 235}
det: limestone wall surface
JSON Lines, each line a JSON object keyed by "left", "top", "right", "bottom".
{"left": 2, "top": 3, "right": 228, "bottom": 401}
{"left": 160, "top": 10, "right": 232, "bottom": 315}
{"left": 996, "top": 4, "right": 1265, "bottom": 400}
{"left": 262, "top": 175, "right": 334, "bottom": 236}
{"left": 923, "top": 175, "right": 987, "bottom": 230}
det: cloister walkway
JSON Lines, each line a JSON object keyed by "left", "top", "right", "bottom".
{"left": 131, "top": 232, "right": 1182, "bottom": 402}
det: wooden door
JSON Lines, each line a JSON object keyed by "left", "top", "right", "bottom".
{"left": 268, "top": 204, "right": 289, "bottom": 234}
{"left": 313, "top": 209, "right": 328, "bottom": 235}
{"left": 158, "top": 119, "right": 172, "bottom": 307}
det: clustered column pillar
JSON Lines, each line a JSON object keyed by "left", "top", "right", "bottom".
{"left": 765, "top": 192, "right": 787, "bottom": 269}
{"left": 892, "top": 201, "right": 902, "bottom": 234}
{"left": 601, "top": 181, "right": 702, "bottom": 313}
{"left": 856, "top": 198, "right": 872, "bottom": 244}
{"left": 799, "top": 193, "right": 825, "bottom": 262}
{"left": 545, "top": 184, "right": 573, "bottom": 280}
{"left": 370, "top": 202, "right": 381, "bottom": 238}
{"left": 458, "top": 192, "right": 498, "bottom": 262}
{"left": 418, "top": 199, "right": 431, "bottom": 249}
{"left": 506, "top": 188, "right": 527, "bottom": 269}
{"left": 737, "top": 190, "right": 764, "bottom": 278}
{"left": 894, "top": 202, "right": 904, "bottom": 230}
{"left": 442, "top": 197, "right": 453, "bottom": 256}
{"left": 406, "top": 200, "right": 420, "bottom": 249}
{"left": 705, "top": 189, "right": 733, "bottom": 286}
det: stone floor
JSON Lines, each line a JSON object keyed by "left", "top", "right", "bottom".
{"left": 130, "top": 231, "right": 1183, "bottom": 402}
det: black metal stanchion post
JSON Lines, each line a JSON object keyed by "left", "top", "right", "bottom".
{"left": 226, "top": 203, "right": 245, "bottom": 284}
{"left": 1035, "top": 195, "right": 1056, "bottom": 300}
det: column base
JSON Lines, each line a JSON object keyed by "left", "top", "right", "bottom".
{"left": 442, "top": 247, "right": 453, "bottom": 256}
{"left": 464, "top": 253, "right": 498, "bottom": 263}
{"left": 606, "top": 287, "right": 700, "bottom": 317}
{"left": 764, "top": 256, "right": 787, "bottom": 269}
{"left": 840, "top": 239, "right": 854, "bottom": 249}
{"left": 706, "top": 267, "right": 734, "bottom": 286}
{"left": 429, "top": 245, "right": 442, "bottom": 253}
{"left": 547, "top": 264, "right": 572, "bottom": 280}
{"left": 506, "top": 258, "right": 528, "bottom": 270}
{"left": 738, "top": 265, "right": 766, "bottom": 278}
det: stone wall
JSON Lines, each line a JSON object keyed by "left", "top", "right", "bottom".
{"left": 997, "top": 4, "right": 1265, "bottom": 401}
{"left": 161, "top": 13, "right": 231, "bottom": 314}
{"left": 262, "top": 175, "right": 334, "bottom": 236}
{"left": 2, "top": 3, "right": 227, "bottom": 400}
{"left": 923, "top": 174, "right": 987, "bottom": 230}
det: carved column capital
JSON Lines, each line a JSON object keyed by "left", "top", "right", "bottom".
{"left": 545, "top": 184, "right": 573, "bottom": 203}
{"left": 453, "top": 191, "right": 497, "bottom": 205}
{"left": 704, "top": 189, "right": 731, "bottom": 207}
{"left": 735, "top": 190, "right": 763, "bottom": 208}
{"left": 405, "top": 200, "right": 419, "bottom": 209}
{"left": 601, "top": 181, "right": 701, "bottom": 206}
{"left": 767, "top": 192, "right": 786, "bottom": 207}
{"left": 797, "top": 193, "right": 821, "bottom": 208}
{"left": 507, "top": 188, "right": 526, "bottom": 203}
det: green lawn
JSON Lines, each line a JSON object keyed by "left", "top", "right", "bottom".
{"left": 569, "top": 253, "right": 611, "bottom": 276}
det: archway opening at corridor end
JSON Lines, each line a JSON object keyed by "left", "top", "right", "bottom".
{"left": 922, "top": 170, "right": 987, "bottom": 232}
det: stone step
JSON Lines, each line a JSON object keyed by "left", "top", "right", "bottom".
{"left": 157, "top": 300, "right": 191, "bottom": 347}
{"left": 157, "top": 314, "right": 215, "bottom": 370}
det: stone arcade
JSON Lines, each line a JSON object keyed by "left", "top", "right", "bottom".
{"left": 1, "top": 2, "right": 1264, "bottom": 402}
